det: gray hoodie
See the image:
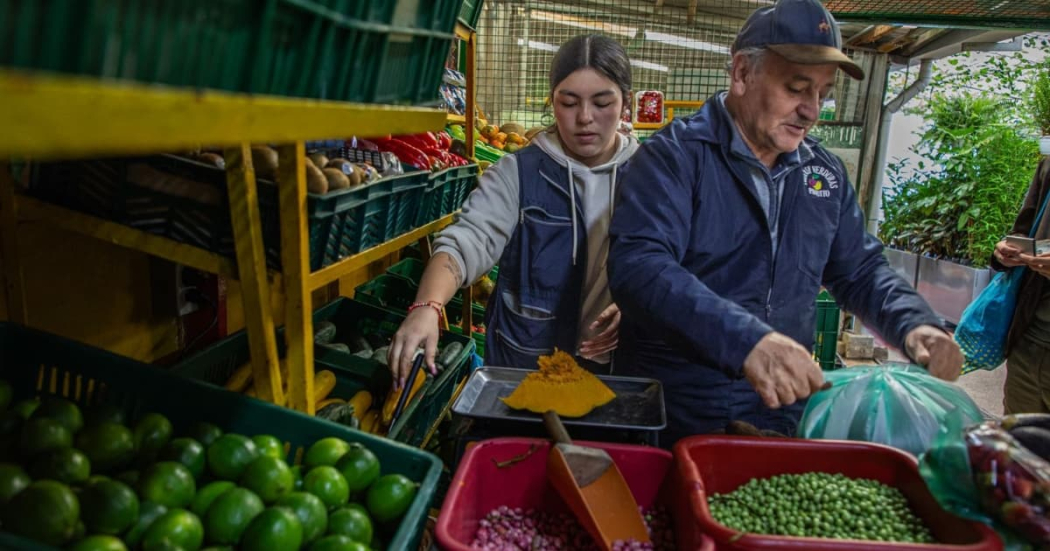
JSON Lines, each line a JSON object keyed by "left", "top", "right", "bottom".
{"left": 434, "top": 130, "right": 640, "bottom": 363}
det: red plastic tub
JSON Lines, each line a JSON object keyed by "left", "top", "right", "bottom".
{"left": 674, "top": 435, "right": 1002, "bottom": 551}
{"left": 436, "top": 437, "right": 715, "bottom": 550}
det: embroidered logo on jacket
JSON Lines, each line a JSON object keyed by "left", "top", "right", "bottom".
{"left": 803, "top": 165, "right": 839, "bottom": 198}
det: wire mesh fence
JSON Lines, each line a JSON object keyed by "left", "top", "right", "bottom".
{"left": 473, "top": 0, "right": 878, "bottom": 139}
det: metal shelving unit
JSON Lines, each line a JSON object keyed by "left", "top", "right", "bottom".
{"left": 0, "top": 67, "right": 456, "bottom": 416}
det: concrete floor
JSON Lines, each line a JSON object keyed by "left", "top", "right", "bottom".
{"left": 956, "top": 364, "right": 1007, "bottom": 418}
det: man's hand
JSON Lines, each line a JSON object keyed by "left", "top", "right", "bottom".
{"left": 580, "top": 303, "right": 621, "bottom": 359}
{"left": 742, "top": 332, "right": 825, "bottom": 409}
{"left": 904, "top": 325, "right": 962, "bottom": 381}
{"left": 1020, "top": 252, "right": 1050, "bottom": 279}
{"left": 994, "top": 240, "right": 1026, "bottom": 268}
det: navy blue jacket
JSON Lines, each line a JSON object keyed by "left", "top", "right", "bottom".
{"left": 484, "top": 146, "right": 587, "bottom": 368}
{"left": 608, "top": 97, "right": 941, "bottom": 443}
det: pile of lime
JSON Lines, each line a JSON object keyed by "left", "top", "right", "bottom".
{"left": 707, "top": 472, "right": 934, "bottom": 543}
{"left": 0, "top": 379, "right": 418, "bottom": 550}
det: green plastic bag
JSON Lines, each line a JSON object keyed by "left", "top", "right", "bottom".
{"left": 798, "top": 364, "right": 984, "bottom": 457}
{"left": 920, "top": 412, "right": 1036, "bottom": 550}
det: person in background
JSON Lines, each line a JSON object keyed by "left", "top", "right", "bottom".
{"left": 607, "top": 0, "right": 963, "bottom": 445}
{"left": 386, "top": 35, "right": 639, "bottom": 389}
{"left": 994, "top": 157, "right": 1050, "bottom": 413}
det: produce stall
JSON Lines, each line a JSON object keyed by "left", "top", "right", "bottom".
{"left": 2, "top": 1, "right": 1050, "bottom": 551}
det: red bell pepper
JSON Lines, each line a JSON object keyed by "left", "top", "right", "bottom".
{"left": 436, "top": 131, "right": 453, "bottom": 150}
{"left": 373, "top": 137, "right": 432, "bottom": 171}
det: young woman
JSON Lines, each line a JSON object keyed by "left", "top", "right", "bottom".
{"left": 386, "top": 34, "right": 637, "bottom": 389}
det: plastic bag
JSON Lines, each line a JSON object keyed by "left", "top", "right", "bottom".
{"left": 798, "top": 364, "right": 984, "bottom": 457}
{"left": 922, "top": 412, "right": 1050, "bottom": 548}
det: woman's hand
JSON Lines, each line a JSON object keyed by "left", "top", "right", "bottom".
{"left": 387, "top": 306, "right": 440, "bottom": 390}
{"left": 1021, "top": 252, "right": 1050, "bottom": 279}
{"left": 994, "top": 239, "right": 1026, "bottom": 268}
{"left": 579, "top": 303, "right": 621, "bottom": 359}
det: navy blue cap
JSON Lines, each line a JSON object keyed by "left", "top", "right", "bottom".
{"left": 732, "top": 0, "right": 864, "bottom": 80}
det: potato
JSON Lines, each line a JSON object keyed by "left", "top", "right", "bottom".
{"left": 250, "top": 145, "right": 279, "bottom": 179}
{"left": 197, "top": 152, "right": 226, "bottom": 169}
{"left": 349, "top": 164, "right": 366, "bottom": 187}
{"left": 305, "top": 163, "right": 328, "bottom": 194}
{"left": 323, "top": 168, "right": 351, "bottom": 191}
{"left": 308, "top": 153, "right": 329, "bottom": 168}
{"left": 325, "top": 158, "right": 354, "bottom": 175}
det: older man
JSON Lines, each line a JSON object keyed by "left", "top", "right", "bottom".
{"left": 608, "top": 0, "right": 963, "bottom": 445}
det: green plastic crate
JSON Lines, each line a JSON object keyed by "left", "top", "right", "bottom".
{"left": 0, "top": 0, "right": 463, "bottom": 105}
{"left": 457, "top": 0, "right": 484, "bottom": 30}
{"left": 172, "top": 298, "right": 474, "bottom": 448}
{"left": 814, "top": 290, "right": 841, "bottom": 370}
{"left": 0, "top": 322, "right": 441, "bottom": 551}
{"left": 415, "top": 164, "right": 478, "bottom": 228}
{"left": 31, "top": 155, "right": 428, "bottom": 271}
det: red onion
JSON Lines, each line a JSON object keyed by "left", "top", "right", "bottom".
{"left": 469, "top": 505, "right": 675, "bottom": 550}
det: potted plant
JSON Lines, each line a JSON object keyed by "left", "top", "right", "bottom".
{"left": 1030, "top": 67, "right": 1050, "bottom": 155}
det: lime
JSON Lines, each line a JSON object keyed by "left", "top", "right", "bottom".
{"left": 335, "top": 446, "right": 380, "bottom": 495}
{"left": 252, "top": 434, "right": 285, "bottom": 460}
{"left": 327, "top": 503, "right": 373, "bottom": 544}
{"left": 83, "top": 402, "right": 127, "bottom": 427}
{"left": 141, "top": 508, "right": 204, "bottom": 551}
{"left": 366, "top": 474, "right": 417, "bottom": 523}
{"left": 68, "top": 534, "right": 128, "bottom": 551}
{"left": 191, "top": 480, "right": 236, "bottom": 517}
{"left": 203, "top": 487, "right": 264, "bottom": 545}
{"left": 309, "top": 534, "right": 370, "bottom": 551}
{"left": 207, "top": 433, "right": 259, "bottom": 481}
{"left": 276, "top": 491, "right": 328, "bottom": 544}
{"left": 2, "top": 479, "right": 80, "bottom": 546}
{"left": 30, "top": 396, "right": 84, "bottom": 434}
{"left": 158, "top": 437, "right": 206, "bottom": 480}
{"left": 0, "top": 379, "right": 11, "bottom": 411}
{"left": 0, "top": 462, "right": 30, "bottom": 504}
{"left": 240, "top": 506, "right": 304, "bottom": 551}
{"left": 138, "top": 461, "right": 196, "bottom": 509}
{"left": 303, "top": 465, "right": 349, "bottom": 510}
{"left": 304, "top": 437, "right": 351, "bottom": 469}
{"left": 79, "top": 479, "right": 139, "bottom": 535}
{"left": 186, "top": 421, "right": 223, "bottom": 448}
{"left": 123, "top": 501, "right": 167, "bottom": 549}
{"left": 10, "top": 397, "right": 40, "bottom": 420}
{"left": 133, "top": 412, "right": 173, "bottom": 459}
{"left": 240, "top": 455, "right": 294, "bottom": 503}
{"left": 76, "top": 421, "right": 135, "bottom": 473}
{"left": 18, "top": 416, "right": 72, "bottom": 458}
{"left": 30, "top": 447, "right": 91, "bottom": 484}
{"left": 291, "top": 465, "right": 305, "bottom": 491}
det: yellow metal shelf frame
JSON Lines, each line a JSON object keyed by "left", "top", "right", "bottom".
{"left": 0, "top": 70, "right": 461, "bottom": 418}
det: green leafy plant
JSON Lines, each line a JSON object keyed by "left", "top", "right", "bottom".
{"left": 879, "top": 94, "right": 1039, "bottom": 266}
{"left": 1030, "top": 63, "right": 1050, "bottom": 136}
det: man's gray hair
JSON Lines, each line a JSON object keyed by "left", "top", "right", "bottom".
{"left": 725, "top": 47, "right": 767, "bottom": 75}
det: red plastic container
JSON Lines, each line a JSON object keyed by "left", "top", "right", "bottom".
{"left": 674, "top": 435, "right": 1002, "bottom": 551}
{"left": 436, "top": 437, "right": 715, "bottom": 550}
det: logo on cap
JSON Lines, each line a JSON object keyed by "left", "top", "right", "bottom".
{"left": 818, "top": 20, "right": 831, "bottom": 34}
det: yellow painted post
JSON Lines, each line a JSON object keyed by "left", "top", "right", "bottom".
{"left": 225, "top": 144, "right": 284, "bottom": 405}
{"left": 0, "top": 165, "right": 27, "bottom": 323}
{"left": 276, "top": 143, "right": 314, "bottom": 414}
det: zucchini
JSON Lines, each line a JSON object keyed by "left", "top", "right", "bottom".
{"left": 316, "top": 402, "right": 358, "bottom": 429}
{"left": 436, "top": 342, "right": 464, "bottom": 372}
{"left": 371, "top": 346, "right": 390, "bottom": 366}
{"left": 314, "top": 321, "right": 338, "bottom": 344}
{"left": 316, "top": 342, "right": 350, "bottom": 354}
